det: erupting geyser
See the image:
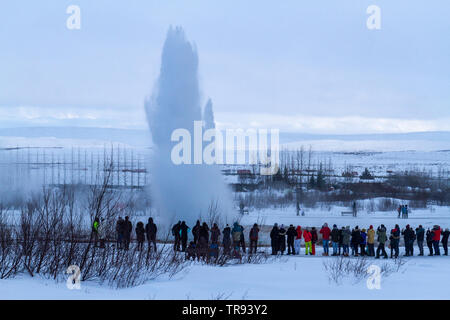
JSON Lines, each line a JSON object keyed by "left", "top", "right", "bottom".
{"left": 145, "top": 26, "right": 232, "bottom": 226}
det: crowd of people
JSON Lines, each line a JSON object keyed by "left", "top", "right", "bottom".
{"left": 92, "top": 217, "right": 450, "bottom": 261}
{"left": 174, "top": 221, "right": 260, "bottom": 261}
{"left": 268, "top": 223, "right": 449, "bottom": 258}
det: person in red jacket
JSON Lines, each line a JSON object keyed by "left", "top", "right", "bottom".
{"left": 303, "top": 228, "right": 312, "bottom": 255}
{"left": 432, "top": 225, "right": 441, "bottom": 255}
{"left": 320, "top": 223, "right": 331, "bottom": 256}
{"left": 294, "top": 226, "right": 302, "bottom": 255}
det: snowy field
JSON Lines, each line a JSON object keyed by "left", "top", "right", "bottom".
{"left": 1, "top": 248, "right": 449, "bottom": 300}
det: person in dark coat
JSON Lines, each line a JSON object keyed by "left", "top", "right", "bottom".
{"left": 286, "top": 224, "right": 297, "bottom": 255}
{"left": 116, "top": 216, "right": 124, "bottom": 249}
{"left": 270, "top": 223, "right": 279, "bottom": 255}
{"left": 192, "top": 220, "right": 201, "bottom": 245}
{"left": 180, "top": 221, "right": 190, "bottom": 252}
{"left": 249, "top": 223, "right": 260, "bottom": 254}
{"left": 402, "top": 224, "right": 415, "bottom": 256}
{"left": 278, "top": 224, "right": 287, "bottom": 255}
{"left": 330, "top": 224, "right": 340, "bottom": 256}
{"left": 123, "top": 216, "right": 132, "bottom": 251}
{"left": 416, "top": 225, "right": 425, "bottom": 256}
{"left": 239, "top": 224, "right": 246, "bottom": 253}
{"left": 426, "top": 228, "right": 435, "bottom": 256}
{"left": 145, "top": 217, "right": 157, "bottom": 252}
{"left": 351, "top": 226, "right": 361, "bottom": 256}
{"left": 197, "top": 223, "right": 210, "bottom": 260}
{"left": 135, "top": 221, "right": 145, "bottom": 251}
{"left": 390, "top": 224, "right": 400, "bottom": 258}
{"left": 172, "top": 221, "right": 181, "bottom": 252}
{"left": 210, "top": 223, "right": 221, "bottom": 245}
{"left": 442, "top": 228, "right": 449, "bottom": 256}
{"left": 222, "top": 224, "right": 231, "bottom": 255}
{"left": 310, "top": 227, "right": 318, "bottom": 255}
{"left": 199, "top": 222, "right": 210, "bottom": 245}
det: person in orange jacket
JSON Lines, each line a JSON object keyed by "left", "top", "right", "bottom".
{"left": 432, "top": 225, "right": 441, "bottom": 255}
{"left": 303, "top": 228, "right": 312, "bottom": 255}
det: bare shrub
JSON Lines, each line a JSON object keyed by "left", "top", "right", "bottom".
{"left": 323, "top": 256, "right": 406, "bottom": 285}
{"left": 0, "top": 207, "right": 22, "bottom": 279}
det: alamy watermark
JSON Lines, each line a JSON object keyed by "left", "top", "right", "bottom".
{"left": 170, "top": 121, "right": 279, "bottom": 175}
{"left": 66, "top": 265, "right": 81, "bottom": 290}
{"left": 367, "top": 5, "right": 381, "bottom": 30}
{"left": 66, "top": 5, "right": 81, "bottom": 30}
{"left": 366, "top": 264, "right": 381, "bottom": 290}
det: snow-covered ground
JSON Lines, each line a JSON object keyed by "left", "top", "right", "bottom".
{"left": 2, "top": 201, "right": 449, "bottom": 300}
{"left": 1, "top": 202, "right": 449, "bottom": 300}
{"left": 1, "top": 248, "right": 449, "bottom": 300}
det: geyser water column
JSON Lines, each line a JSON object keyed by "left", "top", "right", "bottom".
{"left": 145, "top": 26, "right": 232, "bottom": 226}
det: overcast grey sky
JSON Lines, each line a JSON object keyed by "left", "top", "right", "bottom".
{"left": 1, "top": 0, "right": 449, "bottom": 134}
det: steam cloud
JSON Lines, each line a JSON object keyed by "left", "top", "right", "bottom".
{"left": 145, "top": 26, "right": 233, "bottom": 226}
